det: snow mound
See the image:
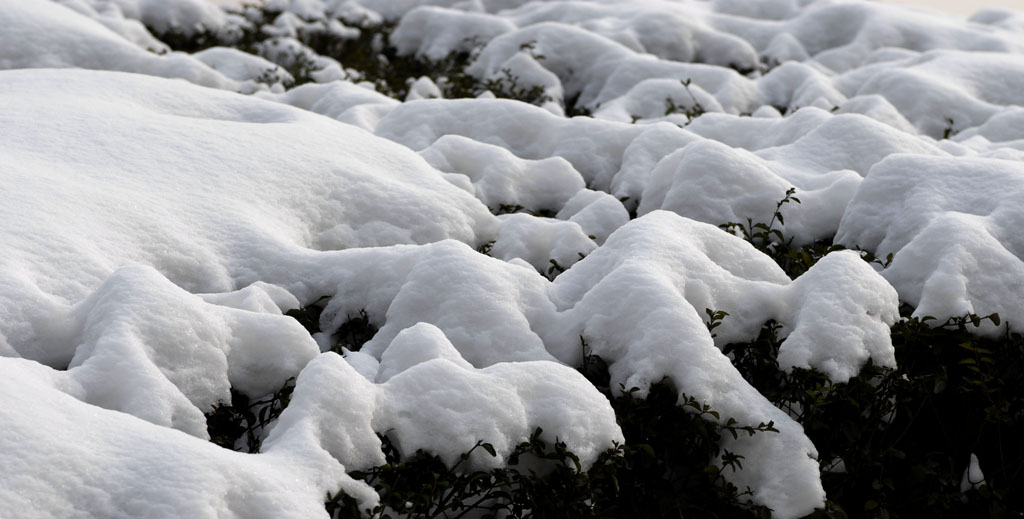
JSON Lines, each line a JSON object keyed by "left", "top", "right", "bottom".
{"left": 0, "top": 0, "right": 235, "bottom": 89}
{"left": 52, "top": 0, "right": 169, "bottom": 51}
{"left": 0, "top": 67, "right": 499, "bottom": 364}
{"left": 712, "top": 0, "right": 1024, "bottom": 72}
{"left": 79, "top": 0, "right": 229, "bottom": 35}
{"left": 258, "top": 80, "right": 401, "bottom": 130}
{"left": 266, "top": 340, "right": 623, "bottom": 472}
{"left": 194, "top": 46, "right": 294, "bottom": 87}
{"left": 545, "top": 211, "right": 897, "bottom": 517}
{"left": 837, "top": 155, "right": 1024, "bottom": 332}
{"left": 491, "top": 214, "right": 597, "bottom": 273}
{"left": 418, "top": 134, "right": 587, "bottom": 213}
{"left": 64, "top": 265, "right": 318, "bottom": 437}
{"left": 548, "top": 212, "right": 824, "bottom": 517}
{"left": 376, "top": 97, "right": 651, "bottom": 190}
{"left": 637, "top": 112, "right": 946, "bottom": 244}
{"left": 8, "top": 0, "right": 1024, "bottom": 517}
{"left": 302, "top": 241, "right": 567, "bottom": 367}
{"left": 637, "top": 138, "right": 860, "bottom": 245}
{"left": 835, "top": 50, "right": 1024, "bottom": 137}
{"left": 0, "top": 355, "right": 355, "bottom": 519}
{"left": 553, "top": 211, "right": 898, "bottom": 384}
{"left": 391, "top": 6, "right": 515, "bottom": 61}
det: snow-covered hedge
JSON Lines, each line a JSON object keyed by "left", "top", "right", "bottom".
{"left": 1, "top": 0, "right": 1023, "bottom": 518}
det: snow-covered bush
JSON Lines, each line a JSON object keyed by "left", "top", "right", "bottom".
{"left": 3, "top": 1, "right": 1024, "bottom": 518}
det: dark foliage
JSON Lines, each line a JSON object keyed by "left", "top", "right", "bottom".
{"left": 326, "top": 381, "right": 774, "bottom": 519}
{"left": 725, "top": 313, "right": 1024, "bottom": 518}
{"left": 152, "top": 11, "right": 552, "bottom": 107}
{"left": 286, "top": 299, "right": 378, "bottom": 353}
{"left": 158, "top": 10, "right": 1024, "bottom": 517}
{"left": 206, "top": 377, "right": 295, "bottom": 453}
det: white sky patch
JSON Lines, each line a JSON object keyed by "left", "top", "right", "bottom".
{"left": 873, "top": 0, "right": 1023, "bottom": 17}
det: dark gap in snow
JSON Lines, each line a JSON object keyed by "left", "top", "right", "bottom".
{"left": 284, "top": 295, "right": 331, "bottom": 335}
{"left": 285, "top": 298, "right": 378, "bottom": 353}
{"left": 578, "top": 335, "right": 611, "bottom": 393}
{"left": 206, "top": 378, "right": 296, "bottom": 453}
{"left": 334, "top": 309, "right": 377, "bottom": 353}
{"left": 490, "top": 204, "right": 558, "bottom": 218}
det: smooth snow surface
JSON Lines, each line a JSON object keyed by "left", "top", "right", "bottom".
{"left": 4, "top": 0, "right": 1024, "bottom": 518}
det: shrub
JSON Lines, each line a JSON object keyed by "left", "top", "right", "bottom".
{"left": 725, "top": 312, "right": 1023, "bottom": 518}
{"left": 326, "top": 380, "right": 774, "bottom": 519}
{"left": 206, "top": 377, "right": 295, "bottom": 453}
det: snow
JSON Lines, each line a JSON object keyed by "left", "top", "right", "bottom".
{"left": 307, "top": 241, "right": 568, "bottom": 368}
{"left": 0, "top": 355, "right": 353, "bottom": 519}
{"left": 550, "top": 213, "right": 833, "bottom": 516}
{"left": 66, "top": 266, "right": 318, "bottom": 437}
{"left": 636, "top": 137, "right": 861, "bottom": 245}
{"left": 0, "top": 68, "right": 494, "bottom": 316}
{"left": 391, "top": 6, "right": 515, "bottom": 61}
{"left": 265, "top": 345, "right": 623, "bottom": 472}
{"left": 960, "top": 453, "right": 986, "bottom": 492}
{"left": 551, "top": 212, "right": 897, "bottom": 382}
{"left": 194, "top": 46, "right": 294, "bottom": 87}
{"left": 834, "top": 50, "right": 1024, "bottom": 137}
{"left": 53, "top": 0, "right": 170, "bottom": 51}
{"left": 0, "top": 0, "right": 235, "bottom": 89}
{"left": 86, "top": 0, "right": 228, "bottom": 35}
{"left": 404, "top": 75, "right": 442, "bottom": 100}
{"left": 556, "top": 189, "right": 631, "bottom": 244}
{"left": 837, "top": 155, "right": 1024, "bottom": 333}
{"left": 418, "top": 134, "right": 587, "bottom": 213}
{"left": 253, "top": 35, "right": 350, "bottom": 84}
{"left": 259, "top": 80, "right": 400, "bottom": 129}
{"left": 4, "top": 0, "right": 1024, "bottom": 517}
{"left": 491, "top": 213, "right": 597, "bottom": 273}
{"left": 376, "top": 98, "right": 654, "bottom": 190}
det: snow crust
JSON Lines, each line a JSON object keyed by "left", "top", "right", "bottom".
{"left": 5, "top": 0, "right": 1024, "bottom": 518}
